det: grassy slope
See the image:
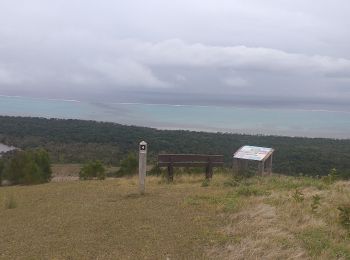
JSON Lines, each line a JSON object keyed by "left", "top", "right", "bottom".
{"left": 0, "top": 173, "right": 349, "bottom": 259}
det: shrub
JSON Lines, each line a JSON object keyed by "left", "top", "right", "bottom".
{"left": 2, "top": 149, "right": 52, "bottom": 185}
{"left": 338, "top": 205, "right": 350, "bottom": 230}
{"left": 79, "top": 160, "right": 106, "bottom": 180}
{"left": 322, "top": 168, "right": 338, "bottom": 185}
{"left": 292, "top": 188, "right": 304, "bottom": 202}
{"left": 116, "top": 153, "right": 138, "bottom": 177}
{"left": 147, "top": 164, "right": 162, "bottom": 176}
{"left": 311, "top": 194, "right": 321, "bottom": 213}
{"left": 236, "top": 185, "right": 270, "bottom": 197}
{"left": 225, "top": 174, "right": 245, "bottom": 187}
{"left": 201, "top": 179, "right": 210, "bottom": 187}
{"left": 223, "top": 178, "right": 240, "bottom": 187}
{"left": 299, "top": 228, "right": 330, "bottom": 257}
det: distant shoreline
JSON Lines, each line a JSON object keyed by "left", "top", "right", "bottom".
{"left": 1, "top": 94, "right": 350, "bottom": 139}
{"left": 1, "top": 94, "right": 350, "bottom": 114}
{"left": 0, "top": 114, "right": 349, "bottom": 141}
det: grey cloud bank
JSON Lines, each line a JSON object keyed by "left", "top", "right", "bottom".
{"left": 1, "top": 0, "right": 350, "bottom": 110}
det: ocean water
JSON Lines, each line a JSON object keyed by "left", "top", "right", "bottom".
{"left": 0, "top": 95, "right": 349, "bottom": 139}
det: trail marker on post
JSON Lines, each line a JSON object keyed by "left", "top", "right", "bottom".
{"left": 139, "top": 141, "right": 147, "bottom": 194}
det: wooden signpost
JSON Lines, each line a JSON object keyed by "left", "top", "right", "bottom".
{"left": 139, "top": 141, "right": 147, "bottom": 194}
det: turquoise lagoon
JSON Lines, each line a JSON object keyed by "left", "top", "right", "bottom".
{"left": 0, "top": 95, "right": 349, "bottom": 139}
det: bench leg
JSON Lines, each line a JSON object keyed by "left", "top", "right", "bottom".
{"left": 168, "top": 165, "right": 174, "bottom": 182}
{"left": 205, "top": 166, "right": 210, "bottom": 179}
{"left": 205, "top": 165, "right": 213, "bottom": 179}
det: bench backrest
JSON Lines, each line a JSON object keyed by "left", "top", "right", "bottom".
{"left": 158, "top": 154, "right": 224, "bottom": 167}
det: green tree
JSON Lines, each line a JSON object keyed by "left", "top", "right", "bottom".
{"left": 117, "top": 153, "right": 138, "bottom": 177}
{"left": 33, "top": 148, "right": 52, "bottom": 182}
{"left": 3, "top": 149, "right": 52, "bottom": 185}
{"left": 79, "top": 160, "right": 106, "bottom": 180}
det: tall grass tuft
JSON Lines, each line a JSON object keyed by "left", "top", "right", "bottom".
{"left": 292, "top": 188, "right": 304, "bottom": 202}
{"left": 201, "top": 178, "right": 210, "bottom": 187}
{"left": 4, "top": 195, "right": 17, "bottom": 209}
{"left": 311, "top": 194, "right": 321, "bottom": 213}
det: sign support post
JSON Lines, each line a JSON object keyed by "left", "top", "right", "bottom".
{"left": 139, "top": 141, "right": 147, "bottom": 194}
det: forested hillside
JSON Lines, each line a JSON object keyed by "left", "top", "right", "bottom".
{"left": 0, "top": 116, "right": 349, "bottom": 177}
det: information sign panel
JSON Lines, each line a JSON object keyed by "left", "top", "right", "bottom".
{"left": 233, "top": 145, "right": 273, "bottom": 161}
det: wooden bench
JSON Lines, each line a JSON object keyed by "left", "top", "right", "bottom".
{"left": 158, "top": 154, "right": 224, "bottom": 181}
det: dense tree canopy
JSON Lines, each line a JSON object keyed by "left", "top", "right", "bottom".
{"left": 0, "top": 116, "right": 349, "bottom": 178}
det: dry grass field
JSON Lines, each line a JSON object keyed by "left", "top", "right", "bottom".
{"left": 0, "top": 171, "right": 349, "bottom": 259}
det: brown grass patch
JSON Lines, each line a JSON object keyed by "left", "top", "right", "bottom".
{"left": 0, "top": 173, "right": 349, "bottom": 259}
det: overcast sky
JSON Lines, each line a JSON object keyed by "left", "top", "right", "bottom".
{"left": 1, "top": 0, "right": 350, "bottom": 109}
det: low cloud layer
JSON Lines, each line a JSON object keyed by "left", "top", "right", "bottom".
{"left": 1, "top": 0, "right": 350, "bottom": 110}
